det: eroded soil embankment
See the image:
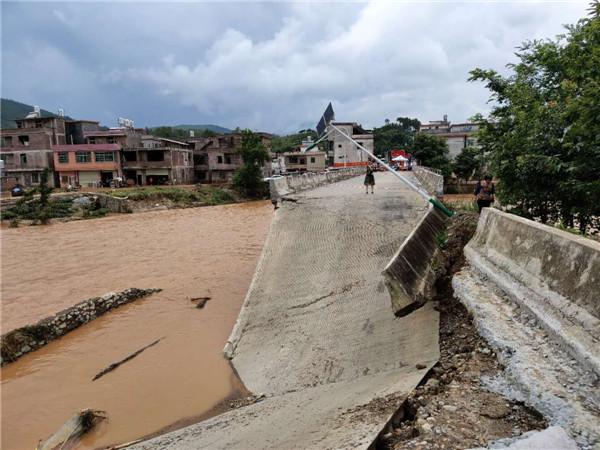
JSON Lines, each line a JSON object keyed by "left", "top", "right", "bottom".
{"left": 380, "top": 213, "right": 547, "bottom": 450}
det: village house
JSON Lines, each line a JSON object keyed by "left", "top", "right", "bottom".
{"left": 325, "top": 122, "right": 374, "bottom": 167}
{"left": 0, "top": 113, "right": 66, "bottom": 188}
{"left": 122, "top": 136, "right": 194, "bottom": 185}
{"left": 279, "top": 151, "right": 327, "bottom": 173}
{"left": 189, "top": 132, "right": 272, "bottom": 183}
{"left": 276, "top": 137, "right": 327, "bottom": 173}
{"left": 53, "top": 143, "right": 122, "bottom": 188}
{"left": 420, "top": 115, "right": 479, "bottom": 160}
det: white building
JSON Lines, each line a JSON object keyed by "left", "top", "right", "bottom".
{"left": 325, "top": 122, "right": 374, "bottom": 167}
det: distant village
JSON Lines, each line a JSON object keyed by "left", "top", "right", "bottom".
{"left": 0, "top": 106, "right": 478, "bottom": 190}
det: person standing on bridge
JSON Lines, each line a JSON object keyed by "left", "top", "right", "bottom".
{"left": 364, "top": 164, "right": 375, "bottom": 194}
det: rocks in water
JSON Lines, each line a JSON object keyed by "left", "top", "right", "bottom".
{"left": 0, "top": 287, "right": 162, "bottom": 366}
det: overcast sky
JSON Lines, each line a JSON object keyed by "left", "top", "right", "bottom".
{"left": 1, "top": 1, "right": 590, "bottom": 133}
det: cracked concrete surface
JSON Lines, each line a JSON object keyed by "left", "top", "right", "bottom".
{"left": 131, "top": 173, "right": 440, "bottom": 449}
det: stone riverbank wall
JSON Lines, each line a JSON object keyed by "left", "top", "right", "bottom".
{"left": 1, "top": 192, "right": 132, "bottom": 214}
{"left": 453, "top": 208, "right": 600, "bottom": 446}
{"left": 269, "top": 167, "right": 364, "bottom": 202}
{"left": 0, "top": 287, "right": 161, "bottom": 366}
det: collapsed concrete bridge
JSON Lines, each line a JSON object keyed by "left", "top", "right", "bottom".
{"left": 131, "top": 169, "right": 599, "bottom": 449}
{"left": 132, "top": 172, "right": 442, "bottom": 449}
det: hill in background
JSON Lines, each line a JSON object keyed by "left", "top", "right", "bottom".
{"left": 172, "top": 124, "right": 231, "bottom": 134}
{"left": 1, "top": 98, "right": 73, "bottom": 128}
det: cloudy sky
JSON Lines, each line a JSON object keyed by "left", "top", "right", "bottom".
{"left": 1, "top": 1, "right": 590, "bottom": 133}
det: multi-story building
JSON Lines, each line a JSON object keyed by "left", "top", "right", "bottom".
{"left": 53, "top": 143, "right": 122, "bottom": 187}
{"left": 325, "top": 122, "right": 374, "bottom": 167}
{"left": 190, "top": 132, "right": 272, "bottom": 183}
{"left": 279, "top": 151, "right": 327, "bottom": 173}
{"left": 83, "top": 128, "right": 142, "bottom": 147}
{"left": 122, "top": 136, "right": 193, "bottom": 185}
{"left": 420, "top": 115, "right": 479, "bottom": 160}
{"left": 0, "top": 115, "right": 66, "bottom": 188}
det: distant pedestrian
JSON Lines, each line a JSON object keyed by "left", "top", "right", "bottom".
{"left": 364, "top": 164, "right": 375, "bottom": 194}
{"left": 474, "top": 174, "right": 495, "bottom": 212}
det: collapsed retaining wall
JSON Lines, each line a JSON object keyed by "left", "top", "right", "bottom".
{"left": 0, "top": 287, "right": 161, "bottom": 366}
{"left": 269, "top": 167, "right": 364, "bottom": 201}
{"left": 460, "top": 208, "right": 600, "bottom": 374}
{"left": 453, "top": 208, "right": 600, "bottom": 445}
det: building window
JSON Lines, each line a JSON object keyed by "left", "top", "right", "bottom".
{"left": 88, "top": 137, "right": 96, "bottom": 144}
{"left": 107, "top": 137, "right": 115, "bottom": 144}
{"left": 19, "top": 136, "right": 29, "bottom": 146}
{"left": 20, "top": 153, "right": 27, "bottom": 164}
{"left": 1, "top": 136, "right": 13, "bottom": 146}
{"left": 194, "top": 154, "right": 207, "bottom": 165}
{"left": 225, "top": 155, "right": 232, "bottom": 164}
{"left": 338, "top": 144, "right": 342, "bottom": 148}
{"left": 58, "top": 152, "right": 69, "bottom": 163}
{"left": 217, "top": 155, "right": 223, "bottom": 164}
{"left": 300, "top": 158, "right": 306, "bottom": 164}
{"left": 76, "top": 152, "right": 91, "bottom": 163}
{"left": 31, "top": 172, "right": 39, "bottom": 183}
{"left": 310, "top": 157, "right": 316, "bottom": 163}
{"left": 147, "top": 151, "right": 164, "bottom": 162}
{"left": 123, "top": 152, "right": 137, "bottom": 162}
{"left": 35, "top": 121, "right": 43, "bottom": 128}
{"left": 95, "top": 152, "right": 114, "bottom": 162}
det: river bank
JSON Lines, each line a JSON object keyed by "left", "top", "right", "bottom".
{"left": 0, "top": 201, "right": 272, "bottom": 449}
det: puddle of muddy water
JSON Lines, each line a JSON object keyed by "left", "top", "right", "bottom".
{"left": 0, "top": 201, "right": 272, "bottom": 449}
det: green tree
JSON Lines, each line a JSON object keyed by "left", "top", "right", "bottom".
{"left": 409, "top": 132, "right": 452, "bottom": 177}
{"left": 233, "top": 130, "right": 270, "bottom": 198}
{"left": 37, "top": 168, "right": 53, "bottom": 224}
{"left": 469, "top": 2, "right": 600, "bottom": 232}
{"left": 271, "top": 130, "right": 318, "bottom": 153}
{"left": 373, "top": 117, "right": 421, "bottom": 158}
{"left": 453, "top": 146, "right": 483, "bottom": 182}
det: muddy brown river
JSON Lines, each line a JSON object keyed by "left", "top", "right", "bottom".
{"left": 0, "top": 202, "right": 272, "bottom": 449}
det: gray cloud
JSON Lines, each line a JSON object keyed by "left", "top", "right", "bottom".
{"left": 1, "top": 1, "right": 590, "bottom": 133}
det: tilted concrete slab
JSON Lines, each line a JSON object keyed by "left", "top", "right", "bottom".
{"left": 132, "top": 173, "right": 439, "bottom": 449}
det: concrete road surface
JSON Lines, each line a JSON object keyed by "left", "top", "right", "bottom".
{"left": 132, "top": 172, "right": 439, "bottom": 449}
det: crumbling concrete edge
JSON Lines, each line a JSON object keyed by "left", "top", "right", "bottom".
{"left": 465, "top": 246, "right": 600, "bottom": 376}
{"left": 382, "top": 205, "right": 448, "bottom": 316}
{"left": 0, "top": 287, "right": 162, "bottom": 366}
{"left": 223, "top": 211, "right": 279, "bottom": 359}
{"left": 469, "top": 426, "right": 578, "bottom": 450}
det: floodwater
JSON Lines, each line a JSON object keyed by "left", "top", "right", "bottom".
{"left": 0, "top": 202, "right": 273, "bottom": 449}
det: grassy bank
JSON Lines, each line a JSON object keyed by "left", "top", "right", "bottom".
{"left": 110, "top": 185, "right": 237, "bottom": 207}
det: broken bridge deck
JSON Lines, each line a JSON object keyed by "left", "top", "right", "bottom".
{"left": 131, "top": 173, "right": 439, "bottom": 449}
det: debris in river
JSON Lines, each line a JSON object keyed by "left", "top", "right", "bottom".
{"left": 191, "top": 296, "right": 212, "bottom": 308}
{"left": 92, "top": 338, "right": 163, "bottom": 381}
{"left": 36, "top": 409, "right": 106, "bottom": 450}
